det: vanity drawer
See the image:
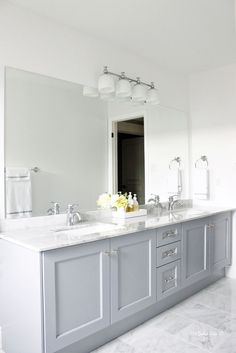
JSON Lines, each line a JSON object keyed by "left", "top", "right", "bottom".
{"left": 157, "top": 260, "right": 181, "bottom": 300}
{"left": 157, "top": 241, "right": 181, "bottom": 267}
{"left": 156, "top": 224, "right": 181, "bottom": 247}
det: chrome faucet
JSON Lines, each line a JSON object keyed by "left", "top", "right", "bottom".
{"left": 148, "top": 194, "right": 164, "bottom": 209}
{"left": 47, "top": 201, "right": 60, "bottom": 215}
{"left": 66, "top": 204, "right": 82, "bottom": 226}
{"left": 168, "top": 195, "right": 183, "bottom": 211}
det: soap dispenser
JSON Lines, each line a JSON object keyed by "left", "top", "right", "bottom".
{"left": 127, "top": 192, "right": 134, "bottom": 212}
{"left": 133, "top": 194, "right": 139, "bottom": 211}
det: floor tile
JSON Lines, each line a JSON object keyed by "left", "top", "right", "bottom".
{"left": 94, "top": 277, "right": 236, "bottom": 353}
{"left": 92, "top": 339, "right": 137, "bottom": 353}
{"left": 177, "top": 321, "right": 229, "bottom": 351}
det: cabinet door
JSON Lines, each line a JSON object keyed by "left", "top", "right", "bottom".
{"left": 43, "top": 240, "right": 110, "bottom": 353}
{"left": 182, "top": 218, "right": 210, "bottom": 286}
{"left": 211, "top": 212, "right": 231, "bottom": 271}
{"left": 110, "top": 230, "right": 156, "bottom": 323}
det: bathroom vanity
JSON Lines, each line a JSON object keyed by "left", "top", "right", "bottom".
{"left": 0, "top": 208, "right": 232, "bottom": 353}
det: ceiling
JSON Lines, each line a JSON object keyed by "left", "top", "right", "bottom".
{"left": 8, "top": 0, "right": 236, "bottom": 73}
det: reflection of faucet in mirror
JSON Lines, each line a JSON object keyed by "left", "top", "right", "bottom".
{"left": 168, "top": 195, "right": 183, "bottom": 211}
{"left": 148, "top": 194, "right": 164, "bottom": 211}
{"left": 66, "top": 204, "right": 82, "bottom": 226}
{"left": 47, "top": 202, "right": 60, "bottom": 215}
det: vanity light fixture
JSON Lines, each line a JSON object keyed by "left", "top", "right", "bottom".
{"left": 132, "top": 77, "right": 147, "bottom": 103}
{"left": 98, "top": 66, "right": 115, "bottom": 94}
{"left": 116, "top": 72, "right": 132, "bottom": 98}
{"left": 83, "top": 86, "right": 99, "bottom": 97}
{"left": 83, "top": 66, "right": 160, "bottom": 105}
{"left": 146, "top": 82, "right": 160, "bottom": 105}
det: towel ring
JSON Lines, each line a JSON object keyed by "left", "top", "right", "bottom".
{"left": 195, "top": 156, "right": 208, "bottom": 169}
{"left": 169, "top": 157, "right": 181, "bottom": 170}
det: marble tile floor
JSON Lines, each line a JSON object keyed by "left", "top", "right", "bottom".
{"left": 93, "top": 277, "right": 236, "bottom": 353}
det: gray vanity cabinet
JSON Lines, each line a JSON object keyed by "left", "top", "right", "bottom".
{"left": 42, "top": 240, "right": 110, "bottom": 353}
{"left": 210, "top": 212, "right": 231, "bottom": 270}
{"left": 110, "top": 230, "right": 156, "bottom": 323}
{"left": 182, "top": 218, "right": 210, "bottom": 286}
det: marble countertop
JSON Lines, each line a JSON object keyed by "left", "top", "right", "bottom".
{"left": 0, "top": 206, "right": 234, "bottom": 252}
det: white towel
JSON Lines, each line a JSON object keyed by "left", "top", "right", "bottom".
{"left": 5, "top": 168, "right": 32, "bottom": 218}
{"left": 167, "top": 169, "right": 182, "bottom": 195}
{"left": 193, "top": 169, "right": 209, "bottom": 200}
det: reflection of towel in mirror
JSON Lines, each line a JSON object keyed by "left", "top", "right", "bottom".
{"left": 193, "top": 169, "right": 209, "bottom": 200}
{"left": 5, "top": 168, "right": 32, "bottom": 218}
{"left": 167, "top": 169, "right": 182, "bottom": 195}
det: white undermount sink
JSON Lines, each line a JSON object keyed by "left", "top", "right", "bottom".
{"left": 52, "top": 222, "right": 123, "bottom": 237}
{"left": 173, "top": 208, "right": 208, "bottom": 217}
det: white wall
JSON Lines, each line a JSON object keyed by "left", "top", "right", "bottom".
{"left": 6, "top": 68, "right": 108, "bottom": 215}
{"left": 189, "top": 63, "right": 236, "bottom": 277}
{"left": 108, "top": 102, "right": 189, "bottom": 202}
{"left": 0, "top": 0, "right": 189, "bottom": 112}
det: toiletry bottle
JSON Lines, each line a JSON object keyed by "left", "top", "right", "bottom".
{"left": 133, "top": 194, "right": 139, "bottom": 211}
{"left": 127, "top": 192, "right": 134, "bottom": 212}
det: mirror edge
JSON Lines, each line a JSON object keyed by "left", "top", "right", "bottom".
{"left": 0, "top": 65, "right": 6, "bottom": 220}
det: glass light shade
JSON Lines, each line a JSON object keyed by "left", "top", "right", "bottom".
{"left": 100, "top": 92, "right": 115, "bottom": 101}
{"left": 132, "top": 83, "right": 147, "bottom": 102}
{"left": 83, "top": 86, "right": 99, "bottom": 97}
{"left": 116, "top": 79, "right": 131, "bottom": 98}
{"left": 146, "top": 87, "right": 160, "bottom": 105}
{"left": 98, "top": 73, "right": 115, "bottom": 94}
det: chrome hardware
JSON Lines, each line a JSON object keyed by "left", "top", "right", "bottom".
{"left": 110, "top": 249, "right": 119, "bottom": 255}
{"left": 103, "top": 251, "right": 110, "bottom": 256}
{"left": 207, "top": 223, "right": 215, "bottom": 230}
{"left": 47, "top": 202, "right": 60, "bottom": 215}
{"left": 165, "top": 275, "right": 175, "bottom": 284}
{"left": 195, "top": 155, "right": 208, "bottom": 169}
{"left": 162, "top": 249, "right": 176, "bottom": 258}
{"left": 66, "top": 204, "right": 82, "bottom": 226}
{"left": 169, "top": 157, "right": 181, "bottom": 170}
{"left": 147, "top": 194, "right": 164, "bottom": 209}
{"left": 163, "top": 229, "right": 178, "bottom": 239}
{"left": 103, "top": 250, "right": 119, "bottom": 256}
{"left": 168, "top": 195, "right": 183, "bottom": 211}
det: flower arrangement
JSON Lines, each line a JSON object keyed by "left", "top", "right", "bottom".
{"left": 112, "top": 194, "right": 128, "bottom": 210}
{"left": 97, "top": 192, "right": 128, "bottom": 210}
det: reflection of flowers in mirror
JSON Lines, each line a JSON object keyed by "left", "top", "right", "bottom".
{"left": 96, "top": 193, "right": 111, "bottom": 209}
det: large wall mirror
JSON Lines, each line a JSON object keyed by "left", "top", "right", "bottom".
{"left": 4, "top": 67, "right": 190, "bottom": 219}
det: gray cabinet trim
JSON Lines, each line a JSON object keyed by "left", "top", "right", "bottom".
{"left": 211, "top": 212, "right": 232, "bottom": 271}
{"left": 110, "top": 230, "right": 157, "bottom": 323}
{"left": 157, "top": 241, "right": 181, "bottom": 267}
{"left": 156, "top": 224, "right": 182, "bottom": 247}
{"left": 42, "top": 240, "right": 110, "bottom": 353}
{"left": 157, "top": 260, "right": 181, "bottom": 299}
{"left": 182, "top": 217, "right": 210, "bottom": 287}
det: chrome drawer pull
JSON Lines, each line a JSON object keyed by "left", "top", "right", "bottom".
{"left": 110, "top": 249, "right": 119, "bottom": 255}
{"left": 162, "top": 229, "right": 178, "bottom": 239}
{"left": 165, "top": 275, "right": 175, "bottom": 283}
{"left": 162, "top": 249, "right": 176, "bottom": 258}
{"left": 103, "top": 249, "right": 119, "bottom": 256}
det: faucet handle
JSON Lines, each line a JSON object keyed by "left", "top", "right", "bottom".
{"left": 168, "top": 194, "right": 179, "bottom": 201}
{"left": 151, "top": 194, "right": 160, "bottom": 202}
{"left": 66, "top": 204, "right": 79, "bottom": 212}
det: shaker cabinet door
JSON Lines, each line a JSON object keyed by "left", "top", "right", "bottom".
{"left": 110, "top": 230, "right": 157, "bottom": 323}
{"left": 43, "top": 240, "right": 110, "bottom": 353}
{"left": 211, "top": 212, "right": 231, "bottom": 271}
{"left": 182, "top": 218, "right": 210, "bottom": 286}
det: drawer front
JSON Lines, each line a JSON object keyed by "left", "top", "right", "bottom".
{"left": 157, "top": 260, "right": 181, "bottom": 300}
{"left": 157, "top": 224, "right": 182, "bottom": 247}
{"left": 157, "top": 241, "right": 181, "bottom": 267}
